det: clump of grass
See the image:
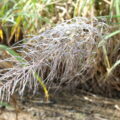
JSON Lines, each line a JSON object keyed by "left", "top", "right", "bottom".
{"left": 0, "top": 17, "right": 110, "bottom": 100}
{"left": 0, "top": 0, "right": 52, "bottom": 33}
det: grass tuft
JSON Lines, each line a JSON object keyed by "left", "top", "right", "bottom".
{"left": 0, "top": 17, "right": 114, "bottom": 100}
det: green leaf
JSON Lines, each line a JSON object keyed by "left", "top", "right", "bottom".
{"left": 0, "top": 44, "right": 27, "bottom": 64}
{"left": 104, "top": 30, "right": 120, "bottom": 40}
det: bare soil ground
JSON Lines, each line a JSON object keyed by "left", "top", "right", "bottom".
{"left": 0, "top": 90, "right": 120, "bottom": 120}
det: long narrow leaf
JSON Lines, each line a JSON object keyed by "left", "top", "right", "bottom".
{"left": 104, "top": 30, "right": 120, "bottom": 39}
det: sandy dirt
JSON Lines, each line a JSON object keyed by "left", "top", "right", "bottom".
{"left": 0, "top": 90, "right": 120, "bottom": 120}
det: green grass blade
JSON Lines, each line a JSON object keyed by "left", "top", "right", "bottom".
{"left": 107, "top": 60, "right": 120, "bottom": 75}
{"left": 0, "top": 44, "right": 27, "bottom": 64}
{"left": 34, "top": 72, "right": 49, "bottom": 101}
{"left": 104, "top": 30, "right": 120, "bottom": 40}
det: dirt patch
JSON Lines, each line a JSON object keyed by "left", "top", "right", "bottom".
{"left": 0, "top": 90, "right": 120, "bottom": 120}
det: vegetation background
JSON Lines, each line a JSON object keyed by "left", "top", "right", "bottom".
{"left": 0, "top": 0, "right": 120, "bottom": 39}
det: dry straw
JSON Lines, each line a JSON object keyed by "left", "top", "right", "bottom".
{"left": 0, "top": 17, "right": 119, "bottom": 101}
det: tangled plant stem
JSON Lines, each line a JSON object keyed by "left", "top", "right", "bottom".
{"left": 0, "top": 17, "right": 107, "bottom": 100}
{"left": 1, "top": 17, "right": 119, "bottom": 100}
{"left": 0, "top": 44, "right": 49, "bottom": 101}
